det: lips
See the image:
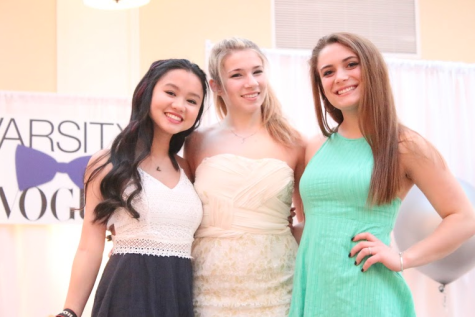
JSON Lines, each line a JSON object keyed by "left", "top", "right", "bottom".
{"left": 336, "top": 85, "right": 357, "bottom": 95}
{"left": 165, "top": 112, "right": 183, "bottom": 122}
{"left": 242, "top": 92, "right": 259, "bottom": 98}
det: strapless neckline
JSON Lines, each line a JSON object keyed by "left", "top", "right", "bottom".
{"left": 196, "top": 153, "right": 293, "bottom": 174}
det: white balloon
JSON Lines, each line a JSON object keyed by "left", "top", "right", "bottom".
{"left": 394, "top": 179, "right": 475, "bottom": 285}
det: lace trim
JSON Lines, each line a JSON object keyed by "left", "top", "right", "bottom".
{"left": 193, "top": 296, "right": 291, "bottom": 307}
{"left": 111, "top": 238, "right": 193, "bottom": 259}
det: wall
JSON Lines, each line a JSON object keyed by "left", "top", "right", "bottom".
{"left": 139, "top": 0, "right": 272, "bottom": 75}
{"left": 0, "top": 0, "right": 56, "bottom": 92}
{"left": 2, "top": 0, "right": 474, "bottom": 94}
{"left": 419, "top": 0, "right": 475, "bottom": 63}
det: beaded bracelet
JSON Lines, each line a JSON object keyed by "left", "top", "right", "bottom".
{"left": 56, "top": 308, "right": 78, "bottom": 317}
{"left": 399, "top": 251, "right": 404, "bottom": 272}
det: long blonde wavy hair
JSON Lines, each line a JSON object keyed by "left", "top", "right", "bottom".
{"left": 208, "top": 37, "right": 301, "bottom": 147}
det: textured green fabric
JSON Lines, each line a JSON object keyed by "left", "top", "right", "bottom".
{"left": 289, "top": 133, "right": 416, "bottom": 317}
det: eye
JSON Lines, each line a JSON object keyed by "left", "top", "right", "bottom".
{"left": 322, "top": 70, "right": 333, "bottom": 77}
{"left": 165, "top": 91, "right": 176, "bottom": 96}
{"left": 253, "top": 69, "right": 264, "bottom": 75}
{"left": 187, "top": 99, "right": 198, "bottom": 105}
{"left": 230, "top": 73, "right": 241, "bottom": 78}
{"left": 348, "top": 61, "right": 359, "bottom": 68}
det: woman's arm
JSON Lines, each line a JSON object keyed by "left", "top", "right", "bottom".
{"left": 291, "top": 134, "right": 327, "bottom": 243}
{"left": 291, "top": 141, "right": 306, "bottom": 243}
{"left": 397, "top": 133, "right": 475, "bottom": 269}
{"left": 61, "top": 153, "right": 110, "bottom": 316}
{"left": 353, "top": 132, "right": 475, "bottom": 272}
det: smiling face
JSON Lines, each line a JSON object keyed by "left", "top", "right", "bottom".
{"left": 316, "top": 43, "right": 362, "bottom": 113}
{"left": 216, "top": 49, "right": 267, "bottom": 115}
{"left": 149, "top": 69, "right": 204, "bottom": 137}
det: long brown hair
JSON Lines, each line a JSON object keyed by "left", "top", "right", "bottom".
{"left": 208, "top": 37, "right": 300, "bottom": 147}
{"left": 310, "top": 32, "right": 401, "bottom": 205}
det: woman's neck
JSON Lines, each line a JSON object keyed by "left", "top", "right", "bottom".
{"left": 338, "top": 112, "right": 362, "bottom": 139}
{"left": 150, "top": 131, "right": 172, "bottom": 159}
{"left": 223, "top": 111, "right": 262, "bottom": 133}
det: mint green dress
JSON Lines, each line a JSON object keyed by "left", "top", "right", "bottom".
{"left": 289, "top": 133, "right": 416, "bottom": 317}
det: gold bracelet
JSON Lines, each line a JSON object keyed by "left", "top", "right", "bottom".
{"left": 399, "top": 251, "right": 404, "bottom": 272}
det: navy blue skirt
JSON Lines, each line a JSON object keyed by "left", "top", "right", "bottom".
{"left": 92, "top": 254, "right": 194, "bottom": 317}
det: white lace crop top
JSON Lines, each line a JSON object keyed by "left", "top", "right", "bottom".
{"left": 107, "top": 168, "right": 203, "bottom": 259}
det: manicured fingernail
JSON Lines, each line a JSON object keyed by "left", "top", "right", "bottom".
{"left": 361, "top": 268, "right": 364, "bottom": 272}
{"left": 354, "top": 261, "right": 357, "bottom": 266}
{"left": 348, "top": 252, "right": 351, "bottom": 257}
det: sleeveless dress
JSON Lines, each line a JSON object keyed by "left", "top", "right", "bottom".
{"left": 191, "top": 154, "right": 298, "bottom": 317}
{"left": 92, "top": 168, "right": 203, "bottom": 317}
{"left": 289, "top": 133, "right": 416, "bottom": 317}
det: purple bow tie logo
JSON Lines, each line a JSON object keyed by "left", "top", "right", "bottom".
{"left": 15, "top": 145, "right": 91, "bottom": 191}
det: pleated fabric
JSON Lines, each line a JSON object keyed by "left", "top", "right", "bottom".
{"left": 192, "top": 154, "right": 298, "bottom": 316}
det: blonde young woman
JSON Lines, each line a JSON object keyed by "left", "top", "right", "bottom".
{"left": 289, "top": 32, "right": 475, "bottom": 317}
{"left": 185, "top": 38, "right": 305, "bottom": 316}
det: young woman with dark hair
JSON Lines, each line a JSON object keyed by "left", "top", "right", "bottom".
{"left": 57, "top": 59, "right": 208, "bottom": 317}
{"left": 289, "top": 32, "right": 475, "bottom": 316}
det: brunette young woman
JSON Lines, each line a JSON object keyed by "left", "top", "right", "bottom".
{"left": 56, "top": 59, "right": 208, "bottom": 317}
{"left": 184, "top": 37, "right": 305, "bottom": 316}
{"left": 289, "top": 32, "right": 475, "bottom": 317}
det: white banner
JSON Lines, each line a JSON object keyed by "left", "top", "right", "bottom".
{"left": 0, "top": 91, "right": 130, "bottom": 224}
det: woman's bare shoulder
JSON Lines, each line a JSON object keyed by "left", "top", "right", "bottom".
{"left": 86, "top": 149, "right": 112, "bottom": 179}
{"left": 304, "top": 133, "right": 328, "bottom": 165}
{"left": 176, "top": 155, "right": 193, "bottom": 180}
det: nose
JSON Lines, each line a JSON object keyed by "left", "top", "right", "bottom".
{"left": 171, "top": 97, "right": 185, "bottom": 112}
{"left": 244, "top": 74, "right": 259, "bottom": 88}
{"left": 335, "top": 68, "right": 349, "bottom": 83}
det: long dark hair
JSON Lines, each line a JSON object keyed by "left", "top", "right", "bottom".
{"left": 88, "top": 59, "right": 208, "bottom": 224}
{"left": 310, "top": 33, "right": 401, "bottom": 205}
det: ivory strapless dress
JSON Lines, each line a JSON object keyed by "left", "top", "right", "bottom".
{"left": 191, "top": 154, "right": 298, "bottom": 317}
